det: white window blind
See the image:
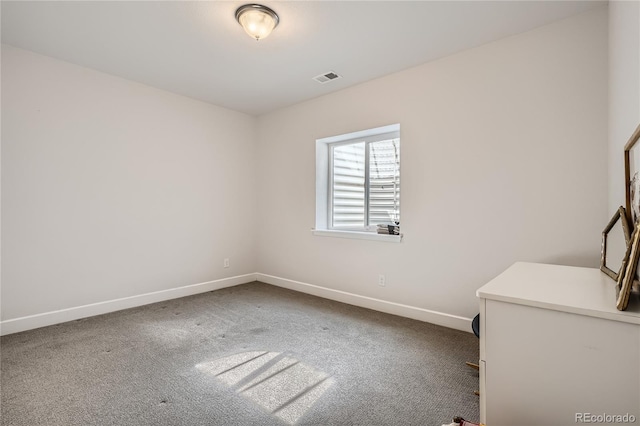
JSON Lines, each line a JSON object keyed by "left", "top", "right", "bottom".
{"left": 369, "top": 139, "right": 400, "bottom": 225}
{"left": 330, "top": 135, "right": 400, "bottom": 230}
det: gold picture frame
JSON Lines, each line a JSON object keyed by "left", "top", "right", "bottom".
{"left": 600, "top": 206, "right": 631, "bottom": 281}
{"left": 623, "top": 123, "right": 640, "bottom": 225}
{"left": 617, "top": 223, "right": 640, "bottom": 311}
{"left": 620, "top": 123, "right": 640, "bottom": 298}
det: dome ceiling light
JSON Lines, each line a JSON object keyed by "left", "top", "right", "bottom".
{"left": 235, "top": 4, "right": 280, "bottom": 41}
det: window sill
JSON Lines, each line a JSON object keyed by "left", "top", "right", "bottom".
{"left": 312, "top": 229, "right": 402, "bottom": 243}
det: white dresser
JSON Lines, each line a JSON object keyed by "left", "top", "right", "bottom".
{"left": 477, "top": 262, "right": 640, "bottom": 426}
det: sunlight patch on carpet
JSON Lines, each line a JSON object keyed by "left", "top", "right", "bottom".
{"left": 197, "top": 351, "right": 333, "bottom": 424}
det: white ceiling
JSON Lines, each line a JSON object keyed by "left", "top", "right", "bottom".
{"left": 2, "top": 1, "right": 604, "bottom": 116}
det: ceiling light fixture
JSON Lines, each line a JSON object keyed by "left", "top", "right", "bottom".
{"left": 235, "top": 4, "right": 279, "bottom": 41}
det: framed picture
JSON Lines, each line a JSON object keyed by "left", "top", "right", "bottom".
{"left": 617, "top": 123, "right": 640, "bottom": 310}
{"left": 601, "top": 206, "right": 631, "bottom": 281}
{"left": 623, "top": 123, "right": 640, "bottom": 225}
{"left": 617, "top": 223, "right": 640, "bottom": 311}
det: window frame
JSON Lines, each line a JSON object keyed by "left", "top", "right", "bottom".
{"left": 314, "top": 124, "right": 401, "bottom": 242}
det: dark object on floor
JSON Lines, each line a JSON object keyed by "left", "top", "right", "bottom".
{"left": 453, "top": 416, "right": 483, "bottom": 426}
{"left": 466, "top": 314, "right": 481, "bottom": 369}
{"left": 472, "top": 313, "right": 480, "bottom": 338}
{"left": 466, "top": 313, "right": 481, "bottom": 396}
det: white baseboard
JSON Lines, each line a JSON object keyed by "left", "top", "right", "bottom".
{"left": 0, "top": 274, "right": 257, "bottom": 336}
{"left": 1, "top": 272, "right": 473, "bottom": 336}
{"left": 256, "top": 273, "right": 473, "bottom": 333}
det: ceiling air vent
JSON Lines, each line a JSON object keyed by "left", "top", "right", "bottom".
{"left": 313, "top": 71, "right": 342, "bottom": 84}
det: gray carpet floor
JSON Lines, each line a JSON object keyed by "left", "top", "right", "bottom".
{"left": 1, "top": 282, "right": 479, "bottom": 426}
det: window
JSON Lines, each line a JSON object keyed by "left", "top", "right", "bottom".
{"left": 315, "top": 124, "right": 401, "bottom": 241}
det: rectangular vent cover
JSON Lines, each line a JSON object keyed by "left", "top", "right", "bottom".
{"left": 313, "top": 71, "right": 342, "bottom": 84}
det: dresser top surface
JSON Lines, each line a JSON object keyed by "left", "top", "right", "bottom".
{"left": 477, "top": 262, "right": 640, "bottom": 324}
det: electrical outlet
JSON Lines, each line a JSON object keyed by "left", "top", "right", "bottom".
{"left": 378, "top": 274, "right": 386, "bottom": 287}
{"left": 224, "top": 258, "right": 230, "bottom": 268}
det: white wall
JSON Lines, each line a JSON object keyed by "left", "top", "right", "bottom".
{"left": 609, "top": 0, "right": 640, "bottom": 216}
{"left": 1, "top": 6, "right": 611, "bottom": 334}
{"left": 256, "top": 8, "right": 609, "bottom": 322}
{"left": 1, "top": 45, "right": 257, "bottom": 322}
